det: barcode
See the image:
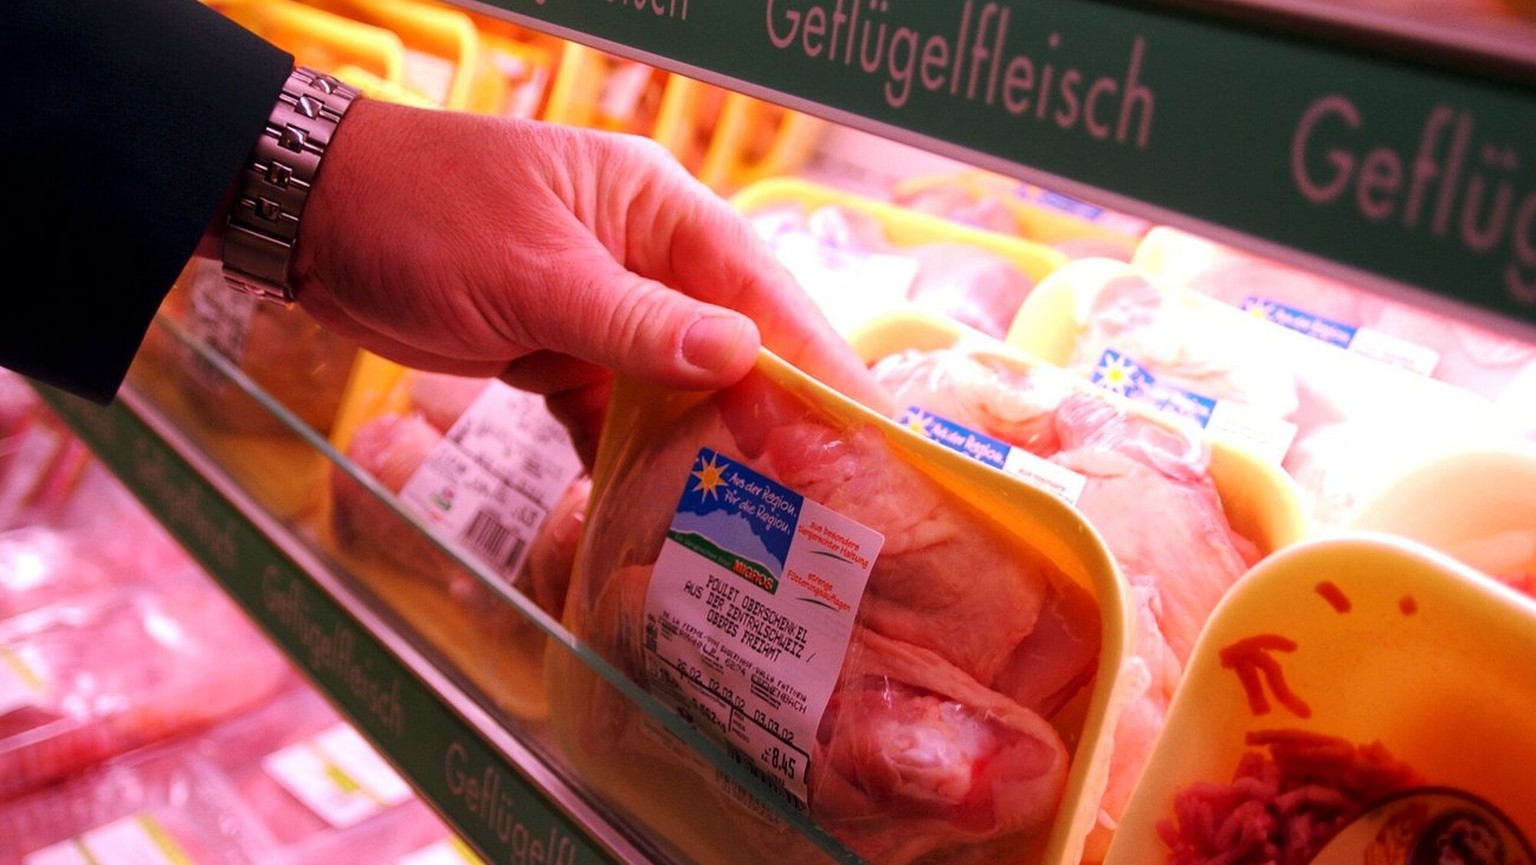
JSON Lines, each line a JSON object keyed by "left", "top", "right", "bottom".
{"left": 461, "top": 509, "right": 527, "bottom": 576}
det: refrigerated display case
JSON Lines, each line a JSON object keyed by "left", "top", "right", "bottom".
{"left": 14, "top": 1, "right": 1536, "bottom": 864}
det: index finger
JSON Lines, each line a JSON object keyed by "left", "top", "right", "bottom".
{"left": 637, "top": 180, "right": 889, "bottom": 411}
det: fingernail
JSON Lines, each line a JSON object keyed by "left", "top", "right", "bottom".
{"left": 682, "top": 314, "right": 748, "bottom": 373}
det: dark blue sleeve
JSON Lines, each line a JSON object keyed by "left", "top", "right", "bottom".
{"left": 1, "top": 0, "right": 295, "bottom": 403}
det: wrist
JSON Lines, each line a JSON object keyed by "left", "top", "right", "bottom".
{"left": 222, "top": 67, "right": 362, "bottom": 305}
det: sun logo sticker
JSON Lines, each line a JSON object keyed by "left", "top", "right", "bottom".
{"left": 1093, "top": 348, "right": 1147, "bottom": 397}
{"left": 901, "top": 408, "right": 933, "bottom": 437}
{"left": 691, "top": 452, "right": 729, "bottom": 501}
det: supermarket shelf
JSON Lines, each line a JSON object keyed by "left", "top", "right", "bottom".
{"left": 1142, "top": 0, "right": 1536, "bottom": 83}
{"left": 30, "top": 310, "right": 868, "bottom": 865}
{"left": 457, "top": 0, "right": 1536, "bottom": 338}
{"left": 29, "top": 368, "right": 714, "bottom": 865}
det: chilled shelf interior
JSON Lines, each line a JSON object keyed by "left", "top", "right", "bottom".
{"left": 7, "top": 2, "right": 1536, "bottom": 864}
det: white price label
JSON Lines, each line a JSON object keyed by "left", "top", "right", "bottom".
{"left": 642, "top": 449, "right": 882, "bottom": 808}
{"left": 398, "top": 381, "right": 584, "bottom": 583}
{"left": 24, "top": 815, "right": 192, "bottom": 865}
{"left": 261, "top": 723, "right": 412, "bottom": 828}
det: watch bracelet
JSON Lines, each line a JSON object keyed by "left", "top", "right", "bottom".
{"left": 223, "top": 66, "right": 361, "bottom": 304}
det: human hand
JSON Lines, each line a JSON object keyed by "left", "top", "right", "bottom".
{"left": 287, "top": 99, "right": 880, "bottom": 465}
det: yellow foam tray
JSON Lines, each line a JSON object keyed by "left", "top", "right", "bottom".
{"left": 1105, "top": 533, "right": 1536, "bottom": 863}
{"left": 848, "top": 308, "right": 1309, "bottom": 562}
{"left": 734, "top": 175, "right": 1070, "bottom": 288}
{"left": 546, "top": 347, "right": 1133, "bottom": 865}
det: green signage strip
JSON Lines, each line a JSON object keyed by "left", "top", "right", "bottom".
{"left": 36, "top": 386, "right": 626, "bottom": 865}
{"left": 475, "top": 0, "right": 1535, "bottom": 329}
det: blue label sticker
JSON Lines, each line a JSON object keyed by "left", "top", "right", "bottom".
{"left": 1240, "top": 296, "right": 1358, "bottom": 349}
{"left": 667, "top": 449, "right": 800, "bottom": 595}
{"left": 897, "top": 407, "right": 1011, "bottom": 469}
{"left": 1091, "top": 349, "right": 1216, "bottom": 427}
{"left": 1017, "top": 184, "right": 1106, "bottom": 220}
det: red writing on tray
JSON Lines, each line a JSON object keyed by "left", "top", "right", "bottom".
{"left": 1218, "top": 633, "right": 1312, "bottom": 718}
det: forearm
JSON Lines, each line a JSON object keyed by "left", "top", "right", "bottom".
{"left": 0, "top": 0, "right": 293, "bottom": 402}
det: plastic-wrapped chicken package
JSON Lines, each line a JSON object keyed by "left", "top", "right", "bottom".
{"left": 1134, "top": 225, "right": 1536, "bottom": 422}
{"left": 0, "top": 417, "right": 194, "bottom": 572}
{"left": 188, "top": 685, "right": 452, "bottom": 865}
{"left": 0, "top": 379, "right": 211, "bottom": 616}
{"left": 0, "top": 520, "right": 193, "bottom": 622}
{"left": 847, "top": 311, "right": 1307, "bottom": 860}
{"left": 0, "top": 528, "right": 122, "bottom": 621}
{"left": 133, "top": 258, "right": 359, "bottom": 520}
{"left": 1006, "top": 257, "right": 1531, "bottom": 531}
{"left": 322, "top": 354, "right": 588, "bottom": 719}
{"left": 889, "top": 170, "right": 1150, "bottom": 262}
{"left": 148, "top": 258, "right": 359, "bottom": 438}
{"left": 735, "top": 177, "right": 1066, "bottom": 339}
{"left": 1104, "top": 536, "right": 1536, "bottom": 865}
{"left": 0, "top": 744, "right": 282, "bottom": 864}
{"left": 546, "top": 348, "right": 1133, "bottom": 865}
{"left": 0, "top": 576, "right": 293, "bottom": 800}
{"left": 0, "top": 374, "right": 94, "bottom": 533}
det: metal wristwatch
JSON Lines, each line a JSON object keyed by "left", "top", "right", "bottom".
{"left": 223, "top": 66, "right": 361, "bottom": 304}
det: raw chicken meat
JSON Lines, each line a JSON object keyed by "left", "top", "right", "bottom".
{"left": 524, "top": 476, "right": 591, "bottom": 622}
{"left": 1059, "top": 265, "right": 1301, "bottom": 421}
{"left": 867, "top": 346, "right": 1265, "bottom": 857}
{"left": 890, "top": 181, "right": 1019, "bottom": 235}
{"left": 190, "top": 685, "right": 449, "bottom": 862}
{"left": 331, "top": 412, "right": 478, "bottom": 598}
{"left": 330, "top": 373, "right": 587, "bottom": 615}
{"left": 0, "top": 401, "right": 94, "bottom": 533}
{"left": 0, "top": 579, "right": 292, "bottom": 800}
{"left": 0, "top": 527, "right": 119, "bottom": 619}
{"left": 747, "top": 201, "right": 1038, "bottom": 339}
{"left": 0, "top": 745, "right": 280, "bottom": 863}
{"left": 1031, "top": 257, "right": 1532, "bottom": 531}
{"left": 815, "top": 628, "right": 1069, "bottom": 865}
{"left": 153, "top": 259, "right": 359, "bottom": 436}
{"left": 888, "top": 173, "right": 1148, "bottom": 262}
{"left": 1136, "top": 226, "right": 1536, "bottom": 409}
{"left": 0, "top": 378, "right": 204, "bottom": 565}
{"left": 0, "top": 480, "right": 197, "bottom": 620}
{"left": 562, "top": 366, "right": 1102, "bottom": 865}
{"left": 906, "top": 242, "right": 1038, "bottom": 340}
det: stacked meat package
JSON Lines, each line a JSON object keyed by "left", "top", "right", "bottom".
{"left": 320, "top": 355, "right": 589, "bottom": 721}
{"left": 527, "top": 174, "right": 1535, "bottom": 865}
{"left": 12, "top": 154, "right": 1535, "bottom": 865}
{"left": 0, "top": 371, "right": 476, "bottom": 865}
{"left": 547, "top": 349, "right": 1131, "bottom": 865}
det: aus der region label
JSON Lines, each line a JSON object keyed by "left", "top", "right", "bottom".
{"left": 642, "top": 449, "right": 883, "bottom": 810}
{"left": 897, "top": 406, "right": 1087, "bottom": 505}
{"left": 1239, "top": 296, "right": 1440, "bottom": 376}
{"left": 1090, "top": 348, "right": 1297, "bottom": 464}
